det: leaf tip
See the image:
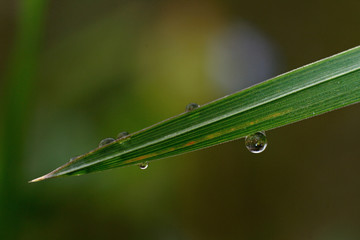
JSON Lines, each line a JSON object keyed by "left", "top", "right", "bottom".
{"left": 28, "top": 172, "right": 55, "bottom": 183}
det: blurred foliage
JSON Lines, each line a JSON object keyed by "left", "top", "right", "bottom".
{"left": 1, "top": 0, "right": 360, "bottom": 239}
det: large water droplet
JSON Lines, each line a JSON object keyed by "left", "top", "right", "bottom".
{"left": 99, "top": 137, "right": 115, "bottom": 147}
{"left": 245, "top": 131, "right": 267, "bottom": 153}
{"left": 185, "top": 103, "right": 200, "bottom": 112}
{"left": 117, "top": 131, "right": 129, "bottom": 139}
{"left": 139, "top": 162, "right": 148, "bottom": 170}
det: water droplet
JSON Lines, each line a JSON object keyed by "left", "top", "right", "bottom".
{"left": 117, "top": 131, "right": 129, "bottom": 139}
{"left": 245, "top": 131, "right": 267, "bottom": 153}
{"left": 185, "top": 103, "right": 200, "bottom": 112}
{"left": 99, "top": 137, "right": 115, "bottom": 147}
{"left": 139, "top": 162, "right": 148, "bottom": 170}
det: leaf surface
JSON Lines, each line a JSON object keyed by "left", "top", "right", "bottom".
{"left": 30, "top": 46, "right": 360, "bottom": 182}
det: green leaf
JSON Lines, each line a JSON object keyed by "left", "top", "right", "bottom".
{"left": 30, "top": 46, "right": 360, "bottom": 182}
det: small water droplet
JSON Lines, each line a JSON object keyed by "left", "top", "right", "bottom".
{"left": 245, "top": 131, "right": 267, "bottom": 153}
{"left": 99, "top": 137, "right": 115, "bottom": 147}
{"left": 69, "top": 155, "right": 80, "bottom": 162}
{"left": 185, "top": 103, "right": 200, "bottom": 112}
{"left": 139, "top": 162, "right": 148, "bottom": 170}
{"left": 117, "top": 131, "right": 129, "bottom": 139}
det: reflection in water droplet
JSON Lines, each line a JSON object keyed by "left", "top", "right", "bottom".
{"left": 139, "top": 162, "right": 148, "bottom": 170}
{"left": 117, "top": 131, "right": 129, "bottom": 139}
{"left": 185, "top": 103, "right": 200, "bottom": 112}
{"left": 245, "top": 131, "right": 267, "bottom": 153}
{"left": 99, "top": 137, "right": 115, "bottom": 147}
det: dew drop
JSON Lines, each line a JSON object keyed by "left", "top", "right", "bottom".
{"left": 245, "top": 131, "right": 267, "bottom": 153}
{"left": 185, "top": 103, "right": 200, "bottom": 112}
{"left": 139, "top": 162, "right": 148, "bottom": 170}
{"left": 99, "top": 137, "right": 115, "bottom": 147}
{"left": 117, "top": 131, "right": 129, "bottom": 139}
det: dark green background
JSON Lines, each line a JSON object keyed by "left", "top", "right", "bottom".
{"left": 1, "top": 0, "right": 360, "bottom": 239}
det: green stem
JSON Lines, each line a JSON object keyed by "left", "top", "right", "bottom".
{"left": 0, "top": 0, "right": 47, "bottom": 238}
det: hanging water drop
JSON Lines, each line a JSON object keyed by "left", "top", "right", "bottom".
{"left": 245, "top": 131, "right": 267, "bottom": 153}
{"left": 185, "top": 103, "right": 200, "bottom": 112}
{"left": 99, "top": 137, "right": 115, "bottom": 147}
{"left": 117, "top": 131, "right": 129, "bottom": 139}
{"left": 139, "top": 162, "right": 148, "bottom": 170}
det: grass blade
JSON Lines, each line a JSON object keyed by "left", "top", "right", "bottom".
{"left": 30, "top": 46, "right": 360, "bottom": 182}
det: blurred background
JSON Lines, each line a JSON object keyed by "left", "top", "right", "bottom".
{"left": 1, "top": 0, "right": 360, "bottom": 239}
